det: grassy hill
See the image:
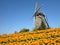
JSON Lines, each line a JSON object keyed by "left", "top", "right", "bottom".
{"left": 0, "top": 28, "right": 60, "bottom": 45}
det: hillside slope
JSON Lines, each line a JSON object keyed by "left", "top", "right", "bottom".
{"left": 0, "top": 28, "right": 60, "bottom": 45}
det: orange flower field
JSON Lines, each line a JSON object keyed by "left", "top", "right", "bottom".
{"left": 0, "top": 28, "right": 60, "bottom": 45}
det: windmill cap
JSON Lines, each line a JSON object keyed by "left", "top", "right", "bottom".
{"left": 38, "top": 13, "right": 45, "bottom": 17}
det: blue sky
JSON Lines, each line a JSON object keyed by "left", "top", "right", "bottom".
{"left": 0, "top": 0, "right": 60, "bottom": 34}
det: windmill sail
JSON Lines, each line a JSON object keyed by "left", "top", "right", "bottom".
{"left": 35, "top": 0, "right": 38, "bottom": 12}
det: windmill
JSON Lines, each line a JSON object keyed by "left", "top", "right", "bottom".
{"left": 33, "top": 0, "right": 50, "bottom": 30}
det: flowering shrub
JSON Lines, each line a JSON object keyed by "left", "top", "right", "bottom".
{"left": 0, "top": 28, "right": 60, "bottom": 45}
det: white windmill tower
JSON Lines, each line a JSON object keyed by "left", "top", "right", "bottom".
{"left": 33, "top": 0, "right": 50, "bottom": 30}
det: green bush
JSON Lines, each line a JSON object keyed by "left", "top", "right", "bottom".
{"left": 19, "top": 28, "right": 29, "bottom": 32}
